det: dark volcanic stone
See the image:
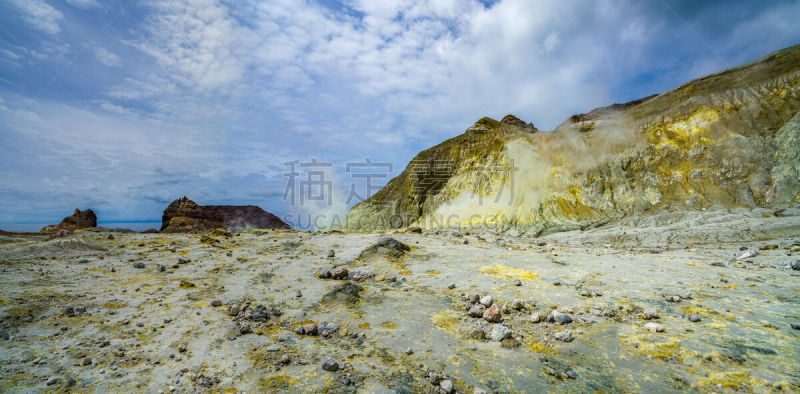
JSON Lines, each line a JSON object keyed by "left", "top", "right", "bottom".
{"left": 160, "top": 196, "right": 289, "bottom": 233}
{"left": 40, "top": 209, "right": 97, "bottom": 233}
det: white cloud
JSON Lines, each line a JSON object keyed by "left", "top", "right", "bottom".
{"left": 8, "top": 0, "right": 63, "bottom": 35}
{"left": 66, "top": 0, "right": 100, "bottom": 9}
{"left": 95, "top": 47, "right": 121, "bottom": 66}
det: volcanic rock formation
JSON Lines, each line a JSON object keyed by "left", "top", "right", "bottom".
{"left": 160, "top": 196, "right": 289, "bottom": 233}
{"left": 40, "top": 209, "right": 97, "bottom": 233}
{"left": 347, "top": 44, "right": 800, "bottom": 232}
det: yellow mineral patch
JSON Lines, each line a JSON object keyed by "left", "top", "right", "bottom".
{"left": 478, "top": 264, "right": 537, "bottom": 281}
{"left": 379, "top": 322, "right": 395, "bottom": 329}
{"left": 699, "top": 371, "right": 762, "bottom": 390}
{"left": 430, "top": 310, "right": 460, "bottom": 335}
{"left": 425, "top": 270, "right": 440, "bottom": 275}
{"left": 648, "top": 106, "right": 720, "bottom": 150}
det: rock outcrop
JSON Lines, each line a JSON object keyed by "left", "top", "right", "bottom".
{"left": 40, "top": 209, "right": 97, "bottom": 233}
{"left": 347, "top": 43, "right": 800, "bottom": 232}
{"left": 160, "top": 196, "right": 289, "bottom": 233}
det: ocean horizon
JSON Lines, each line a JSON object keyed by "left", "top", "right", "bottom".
{"left": 0, "top": 221, "right": 162, "bottom": 233}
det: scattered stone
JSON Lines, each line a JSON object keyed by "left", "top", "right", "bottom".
{"left": 303, "top": 324, "right": 318, "bottom": 336}
{"left": 501, "top": 337, "right": 521, "bottom": 348}
{"left": 737, "top": 249, "right": 759, "bottom": 260}
{"left": 688, "top": 314, "right": 702, "bottom": 322}
{"left": 553, "top": 312, "right": 573, "bottom": 325}
{"left": 46, "top": 376, "right": 61, "bottom": 386}
{"left": 473, "top": 388, "right": 488, "bottom": 394}
{"left": 280, "top": 354, "right": 290, "bottom": 364}
{"left": 531, "top": 313, "right": 542, "bottom": 323}
{"left": 321, "top": 358, "right": 339, "bottom": 372}
{"left": 319, "top": 270, "right": 331, "bottom": 279}
{"left": 448, "top": 283, "right": 456, "bottom": 289}
{"left": 511, "top": 299, "right": 524, "bottom": 310}
{"left": 327, "top": 249, "right": 335, "bottom": 258}
{"left": 553, "top": 281, "right": 561, "bottom": 286}
{"left": 710, "top": 262, "right": 726, "bottom": 267}
{"left": 330, "top": 267, "right": 348, "bottom": 280}
{"left": 177, "top": 257, "right": 190, "bottom": 264}
{"left": 791, "top": 260, "right": 800, "bottom": 270}
{"left": 65, "top": 306, "right": 76, "bottom": 317}
{"left": 490, "top": 324, "right": 512, "bottom": 341}
{"left": 469, "top": 294, "right": 480, "bottom": 304}
{"left": 227, "top": 304, "right": 240, "bottom": 316}
{"left": 483, "top": 304, "right": 502, "bottom": 323}
{"left": 295, "top": 290, "right": 302, "bottom": 298}
{"left": 295, "top": 326, "right": 305, "bottom": 335}
{"left": 642, "top": 308, "right": 660, "bottom": 320}
{"left": 553, "top": 331, "right": 573, "bottom": 342}
{"left": 512, "top": 278, "right": 522, "bottom": 286}
{"left": 211, "top": 300, "right": 222, "bottom": 307}
{"left": 405, "top": 347, "right": 413, "bottom": 355}
{"left": 238, "top": 322, "right": 252, "bottom": 335}
{"left": 440, "top": 379, "right": 454, "bottom": 393}
{"left": 791, "top": 323, "right": 800, "bottom": 330}
{"left": 644, "top": 322, "right": 665, "bottom": 333}
{"left": 82, "top": 357, "right": 92, "bottom": 366}
{"left": 133, "top": 262, "right": 145, "bottom": 269}
{"left": 479, "top": 295, "right": 493, "bottom": 307}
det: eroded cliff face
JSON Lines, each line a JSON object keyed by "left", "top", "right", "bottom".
{"left": 161, "top": 196, "right": 289, "bottom": 233}
{"left": 347, "top": 44, "right": 800, "bottom": 233}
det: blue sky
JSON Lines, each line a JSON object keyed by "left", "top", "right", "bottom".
{"left": 0, "top": 0, "right": 798, "bottom": 230}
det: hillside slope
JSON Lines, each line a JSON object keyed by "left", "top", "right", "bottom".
{"left": 347, "top": 44, "right": 800, "bottom": 233}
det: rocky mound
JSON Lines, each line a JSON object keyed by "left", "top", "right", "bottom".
{"left": 160, "top": 196, "right": 290, "bottom": 233}
{"left": 40, "top": 209, "right": 97, "bottom": 233}
{"left": 347, "top": 44, "right": 800, "bottom": 232}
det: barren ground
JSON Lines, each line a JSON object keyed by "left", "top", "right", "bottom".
{"left": 1, "top": 207, "right": 799, "bottom": 393}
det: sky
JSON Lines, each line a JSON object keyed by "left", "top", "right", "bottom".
{"left": 0, "top": 0, "right": 798, "bottom": 230}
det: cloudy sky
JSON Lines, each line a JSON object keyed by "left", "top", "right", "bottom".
{"left": 0, "top": 0, "right": 798, "bottom": 230}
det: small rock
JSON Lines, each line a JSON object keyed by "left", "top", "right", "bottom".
{"left": 644, "top": 322, "right": 665, "bottom": 333}
{"left": 791, "top": 260, "right": 800, "bottom": 270}
{"left": 238, "top": 322, "right": 252, "bottom": 335}
{"left": 479, "top": 295, "right": 493, "bottom": 307}
{"left": 227, "top": 304, "right": 240, "bottom": 316}
{"left": 642, "top": 308, "right": 660, "bottom": 320}
{"left": 737, "top": 249, "right": 759, "bottom": 260}
{"left": 512, "top": 278, "right": 522, "bottom": 286}
{"left": 280, "top": 354, "right": 290, "bottom": 364}
{"left": 295, "top": 290, "right": 302, "bottom": 298}
{"left": 468, "top": 304, "right": 485, "bottom": 318}
{"left": 133, "top": 262, "right": 145, "bottom": 269}
{"left": 490, "top": 324, "right": 512, "bottom": 341}
{"left": 511, "top": 299, "right": 524, "bottom": 310}
{"left": 440, "top": 379, "right": 454, "bottom": 393}
{"left": 319, "top": 270, "right": 331, "bottom": 279}
{"left": 321, "top": 358, "right": 339, "bottom": 372}
{"left": 210, "top": 300, "right": 222, "bottom": 307}
{"left": 553, "top": 331, "right": 573, "bottom": 342}
{"left": 688, "top": 314, "right": 701, "bottom": 322}
{"left": 177, "top": 257, "right": 190, "bottom": 264}
{"left": 327, "top": 249, "right": 335, "bottom": 258}
{"left": 295, "top": 326, "right": 305, "bottom": 335}
{"left": 482, "top": 304, "right": 502, "bottom": 323}
{"left": 553, "top": 312, "right": 573, "bottom": 325}
{"left": 303, "top": 324, "right": 318, "bottom": 336}
{"left": 330, "top": 267, "right": 348, "bottom": 280}
{"left": 469, "top": 294, "right": 480, "bottom": 304}
{"left": 790, "top": 323, "right": 800, "bottom": 330}
{"left": 405, "top": 347, "right": 413, "bottom": 355}
{"left": 501, "top": 337, "right": 521, "bottom": 348}
{"left": 46, "top": 376, "right": 61, "bottom": 386}
{"left": 82, "top": 357, "right": 92, "bottom": 366}
{"left": 473, "top": 388, "right": 488, "bottom": 394}
{"left": 265, "top": 345, "right": 280, "bottom": 352}
{"left": 448, "top": 283, "right": 456, "bottom": 289}
{"left": 531, "top": 313, "right": 542, "bottom": 323}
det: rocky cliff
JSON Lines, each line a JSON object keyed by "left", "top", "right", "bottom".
{"left": 40, "top": 209, "right": 97, "bottom": 233}
{"left": 160, "top": 196, "right": 290, "bottom": 233}
{"left": 347, "top": 44, "right": 800, "bottom": 233}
